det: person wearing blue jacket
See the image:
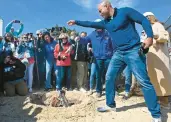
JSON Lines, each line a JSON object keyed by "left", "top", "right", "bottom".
{"left": 5, "top": 20, "right": 24, "bottom": 38}
{"left": 83, "top": 20, "right": 113, "bottom": 97}
{"left": 17, "top": 34, "right": 35, "bottom": 93}
{"left": 67, "top": 1, "right": 161, "bottom": 121}
{"left": 43, "top": 32, "right": 58, "bottom": 91}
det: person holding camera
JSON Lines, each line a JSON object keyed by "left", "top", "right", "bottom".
{"left": 16, "top": 34, "right": 35, "bottom": 93}
{"left": 2, "top": 52, "right": 27, "bottom": 96}
{"left": 5, "top": 20, "right": 24, "bottom": 38}
{"left": 54, "top": 33, "right": 73, "bottom": 91}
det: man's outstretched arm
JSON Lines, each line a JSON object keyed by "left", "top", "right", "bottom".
{"left": 67, "top": 20, "right": 105, "bottom": 29}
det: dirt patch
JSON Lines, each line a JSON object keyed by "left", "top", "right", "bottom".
{"left": 0, "top": 90, "right": 171, "bottom": 122}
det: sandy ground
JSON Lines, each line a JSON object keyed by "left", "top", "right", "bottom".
{"left": 0, "top": 90, "right": 171, "bottom": 122}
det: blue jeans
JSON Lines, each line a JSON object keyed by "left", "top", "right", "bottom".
{"left": 56, "top": 66, "right": 71, "bottom": 90}
{"left": 90, "top": 63, "right": 96, "bottom": 90}
{"left": 45, "top": 60, "right": 58, "bottom": 89}
{"left": 25, "top": 63, "right": 35, "bottom": 89}
{"left": 96, "top": 59, "right": 110, "bottom": 93}
{"left": 123, "top": 66, "right": 132, "bottom": 93}
{"left": 105, "top": 45, "right": 160, "bottom": 118}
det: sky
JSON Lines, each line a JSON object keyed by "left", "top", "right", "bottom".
{"left": 0, "top": 0, "right": 171, "bottom": 36}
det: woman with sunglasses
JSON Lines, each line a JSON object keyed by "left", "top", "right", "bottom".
{"left": 35, "top": 30, "right": 46, "bottom": 88}
{"left": 3, "top": 33, "right": 15, "bottom": 55}
{"left": 16, "top": 34, "right": 35, "bottom": 93}
{"left": 54, "top": 33, "right": 73, "bottom": 91}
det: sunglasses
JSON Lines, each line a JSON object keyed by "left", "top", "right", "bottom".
{"left": 37, "top": 33, "right": 42, "bottom": 36}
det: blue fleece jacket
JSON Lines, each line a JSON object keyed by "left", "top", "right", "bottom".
{"left": 5, "top": 21, "right": 24, "bottom": 37}
{"left": 44, "top": 40, "right": 57, "bottom": 63}
{"left": 85, "top": 30, "right": 114, "bottom": 59}
{"left": 75, "top": 7, "right": 153, "bottom": 51}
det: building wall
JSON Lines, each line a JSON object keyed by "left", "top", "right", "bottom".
{"left": 0, "top": 19, "right": 3, "bottom": 36}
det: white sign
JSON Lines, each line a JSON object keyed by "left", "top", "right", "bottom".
{"left": 0, "top": 18, "right": 3, "bottom": 36}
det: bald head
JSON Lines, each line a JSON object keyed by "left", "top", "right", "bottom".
{"left": 98, "top": 0, "right": 113, "bottom": 19}
{"left": 99, "top": 0, "right": 112, "bottom": 7}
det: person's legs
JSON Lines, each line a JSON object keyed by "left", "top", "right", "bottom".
{"left": 83, "top": 62, "right": 88, "bottom": 89}
{"left": 4, "top": 82, "right": 15, "bottom": 96}
{"left": 103, "top": 59, "right": 111, "bottom": 87}
{"left": 105, "top": 51, "right": 126, "bottom": 108}
{"left": 56, "top": 66, "right": 65, "bottom": 91}
{"left": 77, "top": 61, "right": 86, "bottom": 90}
{"left": 66, "top": 66, "right": 71, "bottom": 90}
{"left": 45, "top": 61, "right": 53, "bottom": 89}
{"left": 38, "top": 62, "right": 46, "bottom": 87}
{"left": 95, "top": 60, "right": 103, "bottom": 94}
{"left": 0, "top": 64, "right": 4, "bottom": 94}
{"left": 159, "top": 96, "right": 169, "bottom": 108}
{"left": 123, "top": 66, "right": 132, "bottom": 93}
{"left": 16, "top": 80, "right": 28, "bottom": 96}
{"left": 71, "top": 61, "right": 77, "bottom": 89}
{"left": 124, "top": 46, "right": 161, "bottom": 118}
{"left": 90, "top": 63, "right": 96, "bottom": 90}
{"left": 27, "top": 63, "right": 34, "bottom": 92}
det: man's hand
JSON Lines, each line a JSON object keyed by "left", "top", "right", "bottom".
{"left": 88, "top": 48, "right": 93, "bottom": 52}
{"left": 143, "top": 37, "right": 153, "bottom": 49}
{"left": 67, "top": 20, "right": 76, "bottom": 26}
{"left": 153, "top": 35, "right": 159, "bottom": 40}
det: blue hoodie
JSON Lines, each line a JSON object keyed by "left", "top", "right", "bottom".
{"left": 84, "top": 30, "right": 114, "bottom": 59}
{"left": 44, "top": 40, "right": 57, "bottom": 63}
{"left": 5, "top": 21, "right": 24, "bottom": 37}
{"left": 75, "top": 7, "right": 153, "bottom": 51}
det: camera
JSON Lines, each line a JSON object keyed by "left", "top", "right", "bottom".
{"left": 14, "top": 20, "right": 20, "bottom": 23}
{"left": 138, "top": 43, "right": 149, "bottom": 56}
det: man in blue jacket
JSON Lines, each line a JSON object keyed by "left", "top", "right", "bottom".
{"left": 67, "top": 1, "right": 161, "bottom": 122}
{"left": 81, "top": 19, "right": 113, "bottom": 97}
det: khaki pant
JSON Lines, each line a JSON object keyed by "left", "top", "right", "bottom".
{"left": 4, "top": 81, "right": 28, "bottom": 96}
{"left": 71, "top": 61, "right": 88, "bottom": 89}
{"left": 71, "top": 61, "right": 77, "bottom": 88}
{"left": 77, "top": 62, "right": 88, "bottom": 89}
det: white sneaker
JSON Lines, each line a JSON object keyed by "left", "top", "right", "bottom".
{"left": 79, "top": 88, "right": 87, "bottom": 93}
{"left": 152, "top": 117, "right": 162, "bottom": 122}
{"left": 29, "top": 88, "right": 32, "bottom": 93}
{"left": 97, "top": 105, "right": 116, "bottom": 112}
{"left": 88, "top": 89, "right": 93, "bottom": 95}
{"left": 125, "top": 92, "right": 129, "bottom": 97}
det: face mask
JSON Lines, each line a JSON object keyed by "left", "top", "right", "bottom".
{"left": 70, "top": 36, "right": 75, "bottom": 40}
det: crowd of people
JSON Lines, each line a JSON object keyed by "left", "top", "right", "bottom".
{"left": 0, "top": 1, "right": 171, "bottom": 122}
